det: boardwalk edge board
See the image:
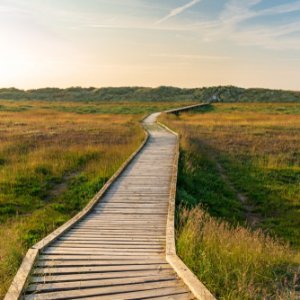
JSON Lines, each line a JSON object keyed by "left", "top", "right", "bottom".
{"left": 5, "top": 103, "right": 215, "bottom": 300}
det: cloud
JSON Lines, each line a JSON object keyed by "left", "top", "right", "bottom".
{"left": 156, "top": 0, "right": 201, "bottom": 24}
{"left": 192, "top": 0, "right": 300, "bottom": 50}
{"left": 81, "top": 23, "right": 189, "bottom": 32}
{"left": 151, "top": 53, "right": 231, "bottom": 60}
{"left": 220, "top": 0, "right": 300, "bottom": 26}
{"left": 229, "top": 21, "right": 300, "bottom": 50}
{"left": 257, "top": 1, "right": 300, "bottom": 16}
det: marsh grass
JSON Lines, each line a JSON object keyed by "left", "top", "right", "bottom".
{"left": 177, "top": 207, "right": 298, "bottom": 299}
{"left": 160, "top": 103, "right": 300, "bottom": 299}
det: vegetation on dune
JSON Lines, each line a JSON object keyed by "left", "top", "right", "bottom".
{"left": 160, "top": 103, "right": 300, "bottom": 299}
{"left": 0, "top": 85, "right": 300, "bottom": 102}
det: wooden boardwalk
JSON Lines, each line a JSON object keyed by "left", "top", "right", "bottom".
{"left": 20, "top": 113, "right": 196, "bottom": 299}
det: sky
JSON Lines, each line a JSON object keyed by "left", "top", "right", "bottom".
{"left": 0, "top": 0, "right": 300, "bottom": 90}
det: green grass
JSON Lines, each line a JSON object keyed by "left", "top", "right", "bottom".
{"left": 194, "top": 103, "right": 300, "bottom": 114}
{"left": 0, "top": 100, "right": 196, "bottom": 115}
{"left": 177, "top": 148, "right": 244, "bottom": 223}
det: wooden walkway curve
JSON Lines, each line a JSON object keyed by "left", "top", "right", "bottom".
{"left": 6, "top": 107, "right": 215, "bottom": 300}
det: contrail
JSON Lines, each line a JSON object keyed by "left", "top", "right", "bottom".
{"left": 156, "top": 0, "right": 201, "bottom": 24}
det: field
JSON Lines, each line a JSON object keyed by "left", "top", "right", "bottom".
{"left": 0, "top": 100, "right": 193, "bottom": 297}
{"left": 160, "top": 103, "right": 300, "bottom": 299}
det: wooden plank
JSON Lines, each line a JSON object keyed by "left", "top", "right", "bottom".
{"left": 24, "top": 280, "right": 183, "bottom": 300}
{"left": 51, "top": 243, "right": 164, "bottom": 250}
{"left": 75, "top": 224, "right": 166, "bottom": 228}
{"left": 39, "top": 254, "right": 166, "bottom": 261}
{"left": 33, "top": 264, "right": 173, "bottom": 275}
{"left": 27, "top": 276, "right": 177, "bottom": 293}
{"left": 36, "top": 259, "right": 167, "bottom": 267}
{"left": 55, "top": 240, "right": 163, "bottom": 245}
{"left": 42, "top": 248, "right": 163, "bottom": 256}
{"left": 148, "top": 293, "right": 194, "bottom": 300}
{"left": 30, "top": 269, "right": 175, "bottom": 284}
{"left": 84, "top": 215, "right": 166, "bottom": 220}
{"left": 61, "top": 233, "right": 166, "bottom": 238}
{"left": 58, "top": 237, "right": 165, "bottom": 242}
{"left": 66, "top": 229, "right": 165, "bottom": 234}
{"left": 77, "top": 221, "right": 166, "bottom": 225}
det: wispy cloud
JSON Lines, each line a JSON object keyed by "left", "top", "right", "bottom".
{"left": 81, "top": 22, "right": 189, "bottom": 32}
{"left": 220, "top": 0, "right": 300, "bottom": 25}
{"left": 151, "top": 53, "right": 231, "bottom": 61}
{"left": 156, "top": 0, "right": 201, "bottom": 24}
{"left": 192, "top": 0, "right": 300, "bottom": 50}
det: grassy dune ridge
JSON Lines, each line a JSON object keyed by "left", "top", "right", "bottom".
{"left": 160, "top": 103, "right": 300, "bottom": 299}
{"left": 1, "top": 86, "right": 300, "bottom": 102}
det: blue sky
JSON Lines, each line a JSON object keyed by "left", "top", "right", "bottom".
{"left": 0, "top": 0, "right": 299, "bottom": 89}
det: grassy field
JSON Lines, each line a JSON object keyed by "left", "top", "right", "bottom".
{"left": 160, "top": 103, "right": 300, "bottom": 299}
{"left": 0, "top": 100, "right": 195, "bottom": 115}
{"left": 0, "top": 100, "right": 194, "bottom": 297}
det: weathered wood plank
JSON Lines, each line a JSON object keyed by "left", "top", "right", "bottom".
{"left": 27, "top": 276, "right": 177, "bottom": 293}
{"left": 30, "top": 269, "right": 175, "bottom": 284}
{"left": 51, "top": 243, "right": 164, "bottom": 249}
{"left": 79, "top": 287, "right": 192, "bottom": 300}
{"left": 56, "top": 240, "right": 163, "bottom": 245}
{"left": 42, "top": 248, "right": 163, "bottom": 256}
{"left": 36, "top": 259, "right": 167, "bottom": 267}
{"left": 24, "top": 280, "right": 182, "bottom": 300}
{"left": 33, "top": 264, "right": 173, "bottom": 275}
{"left": 39, "top": 254, "right": 166, "bottom": 261}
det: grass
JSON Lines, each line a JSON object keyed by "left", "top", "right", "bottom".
{"left": 177, "top": 207, "right": 298, "bottom": 299}
{"left": 160, "top": 103, "right": 300, "bottom": 299}
{"left": 0, "top": 100, "right": 196, "bottom": 115}
{"left": 0, "top": 100, "right": 196, "bottom": 297}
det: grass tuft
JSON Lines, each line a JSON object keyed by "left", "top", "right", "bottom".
{"left": 177, "top": 207, "right": 298, "bottom": 299}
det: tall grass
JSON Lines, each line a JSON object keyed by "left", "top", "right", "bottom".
{"left": 177, "top": 207, "right": 298, "bottom": 299}
{"left": 160, "top": 103, "right": 300, "bottom": 299}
